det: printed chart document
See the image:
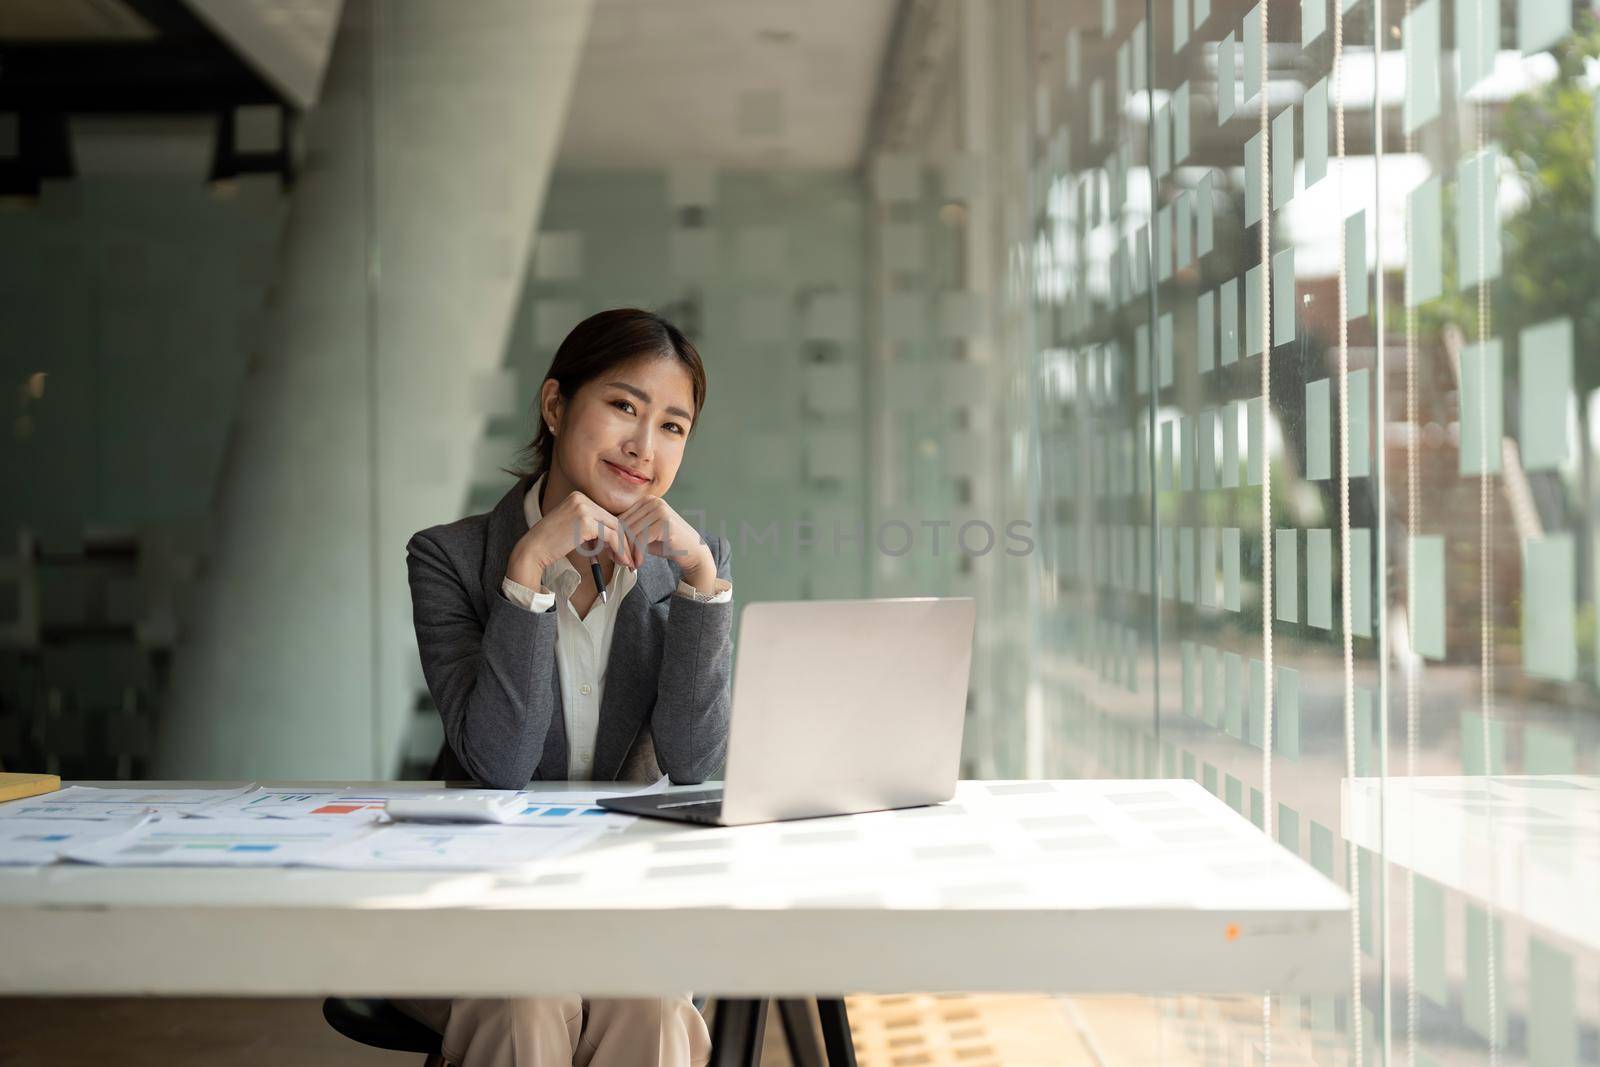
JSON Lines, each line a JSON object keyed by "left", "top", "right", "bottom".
{"left": 516, "top": 775, "right": 671, "bottom": 807}
{"left": 309, "top": 823, "right": 608, "bottom": 871}
{"left": 0, "top": 785, "right": 255, "bottom": 821}
{"left": 499, "top": 774, "right": 673, "bottom": 827}
{"left": 62, "top": 817, "right": 371, "bottom": 867}
{"left": 0, "top": 816, "right": 150, "bottom": 865}
{"left": 195, "top": 787, "right": 393, "bottom": 823}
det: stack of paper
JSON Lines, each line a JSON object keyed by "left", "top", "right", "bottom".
{"left": 62, "top": 818, "right": 373, "bottom": 867}
{"left": 194, "top": 787, "right": 393, "bottom": 823}
{"left": 0, "top": 817, "right": 150, "bottom": 865}
{"left": 0, "top": 785, "right": 255, "bottom": 821}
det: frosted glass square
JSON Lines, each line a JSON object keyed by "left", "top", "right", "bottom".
{"left": 1202, "top": 645, "right": 1221, "bottom": 725}
{"left": 1180, "top": 527, "right": 1196, "bottom": 603}
{"left": 1272, "top": 107, "right": 1295, "bottom": 209}
{"left": 1198, "top": 290, "right": 1215, "bottom": 373}
{"left": 1154, "top": 105, "right": 1172, "bottom": 180}
{"left": 1199, "top": 527, "right": 1217, "bottom": 606}
{"left": 1225, "top": 652, "right": 1245, "bottom": 738}
{"left": 1245, "top": 131, "right": 1263, "bottom": 225}
{"left": 1220, "top": 275, "right": 1239, "bottom": 364}
{"left": 1245, "top": 263, "right": 1263, "bottom": 356}
{"left": 1276, "top": 528, "right": 1299, "bottom": 623}
{"left": 1306, "top": 378, "right": 1331, "bottom": 479}
{"left": 1458, "top": 340, "right": 1503, "bottom": 476}
{"left": 1160, "top": 526, "right": 1176, "bottom": 599}
{"left": 1457, "top": 148, "right": 1502, "bottom": 287}
{"left": 1307, "top": 528, "right": 1333, "bottom": 629}
{"left": 1355, "top": 686, "right": 1374, "bottom": 774}
{"left": 1519, "top": 317, "right": 1573, "bottom": 470}
{"left": 1176, "top": 190, "right": 1192, "bottom": 268}
{"left": 1349, "top": 367, "right": 1372, "bottom": 476}
{"left": 1408, "top": 175, "right": 1443, "bottom": 306}
{"left": 1243, "top": 4, "right": 1263, "bottom": 102}
{"left": 1198, "top": 407, "right": 1216, "bottom": 489}
{"left": 1404, "top": 0, "right": 1441, "bottom": 134}
{"left": 1158, "top": 313, "right": 1174, "bottom": 388}
{"left": 1182, "top": 641, "right": 1197, "bottom": 715}
{"left": 1248, "top": 658, "right": 1266, "bottom": 747}
{"left": 1174, "top": 0, "right": 1190, "bottom": 50}
{"left": 1528, "top": 938, "right": 1576, "bottom": 1067}
{"left": 1179, "top": 414, "right": 1194, "bottom": 489}
{"left": 1222, "top": 400, "right": 1241, "bottom": 487}
{"left": 1157, "top": 204, "right": 1173, "bottom": 282}
{"left": 1456, "top": 0, "right": 1499, "bottom": 91}
{"left": 1304, "top": 78, "right": 1329, "bottom": 187}
{"left": 1415, "top": 876, "right": 1447, "bottom": 1006}
{"left": 1198, "top": 170, "right": 1215, "bottom": 255}
{"left": 1273, "top": 247, "right": 1296, "bottom": 346}
{"left": 1224, "top": 527, "right": 1242, "bottom": 610}
{"left": 1174, "top": 82, "right": 1192, "bottom": 164}
{"left": 1523, "top": 534, "right": 1576, "bottom": 681}
{"left": 1411, "top": 535, "right": 1446, "bottom": 659}
{"left": 1346, "top": 211, "right": 1369, "bottom": 318}
{"left": 1247, "top": 395, "right": 1264, "bottom": 485}
{"left": 1273, "top": 806, "right": 1299, "bottom": 857}
{"left": 1303, "top": 0, "right": 1326, "bottom": 44}
{"left": 1276, "top": 666, "right": 1299, "bottom": 759}
{"left": 1520, "top": 0, "right": 1571, "bottom": 53}
{"left": 1160, "top": 418, "right": 1174, "bottom": 489}
{"left": 1218, "top": 33, "right": 1237, "bottom": 122}
{"left": 1352, "top": 528, "right": 1373, "bottom": 636}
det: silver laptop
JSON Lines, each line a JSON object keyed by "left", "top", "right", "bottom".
{"left": 599, "top": 596, "right": 975, "bottom": 826}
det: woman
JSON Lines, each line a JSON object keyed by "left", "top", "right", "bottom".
{"left": 398, "top": 308, "right": 731, "bottom": 1067}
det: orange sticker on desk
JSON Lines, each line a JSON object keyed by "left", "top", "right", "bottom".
{"left": 1225, "top": 923, "right": 1241, "bottom": 941}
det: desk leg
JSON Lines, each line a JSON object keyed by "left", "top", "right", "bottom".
{"left": 776, "top": 999, "right": 825, "bottom": 1067}
{"left": 816, "top": 998, "right": 857, "bottom": 1067}
{"left": 710, "top": 998, "right": 768, "bottom": 1067}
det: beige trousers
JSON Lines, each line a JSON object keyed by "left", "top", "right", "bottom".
{"left": 394, "top": 995, "right": 712, "bottom": 1067}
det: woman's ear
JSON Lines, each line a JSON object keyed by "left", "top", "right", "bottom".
{"left": 538, "top": 379, "right": 562, "bottom": 435}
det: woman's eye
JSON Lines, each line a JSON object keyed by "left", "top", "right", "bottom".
{"left": 665, "top": 422, "right": 685, "bottom": 435}
{"left": 611, "top": 399, "right": 634, "bottom": 414}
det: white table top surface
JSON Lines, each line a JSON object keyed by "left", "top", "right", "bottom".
{"left": 1, "top": 778, "right": 1350, "bottom": 997}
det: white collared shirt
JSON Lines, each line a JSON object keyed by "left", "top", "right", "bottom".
{"left": 500, "top": 473, "right": 732, "bottom": 779}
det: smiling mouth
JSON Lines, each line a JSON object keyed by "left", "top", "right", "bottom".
{"left": 605, "top": 460, "right": 650, "bottom": 485}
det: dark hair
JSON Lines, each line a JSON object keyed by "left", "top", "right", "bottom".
{"left": 509, "top": 307, "right": 707, "bottom": 481}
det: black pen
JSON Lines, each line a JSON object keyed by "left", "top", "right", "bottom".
{"left": 591, "top": 560, "right": 608, "bottom": 604}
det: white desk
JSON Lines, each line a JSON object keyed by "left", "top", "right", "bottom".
{"left": 0, "top": 779, "right": 1349, "bottom": 997}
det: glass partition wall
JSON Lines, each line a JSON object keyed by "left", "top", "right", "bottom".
{"left": 890, "top": 0, "right": 1598, "bottom": 1062}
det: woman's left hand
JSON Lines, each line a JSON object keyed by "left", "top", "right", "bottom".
{"left": 618, "top": 496, "right": 715, "bottom": 586}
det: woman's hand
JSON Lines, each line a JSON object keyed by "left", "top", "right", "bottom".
{"left": 618, "top": 496, "right": 715, "bottom": 587}
{"left": 507, "top": 489, "right": 641, "bottom": 589}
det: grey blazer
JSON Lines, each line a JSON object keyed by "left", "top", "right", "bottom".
{"left": 405, "top": 473, "right": 734, "bottom": 790}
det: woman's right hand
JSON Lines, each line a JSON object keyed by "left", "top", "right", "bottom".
{"left": 506, "top": 489, "right": 640, "bottom": 589}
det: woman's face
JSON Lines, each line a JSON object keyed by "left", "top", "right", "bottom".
{"left": 547, "top": 354, "right": 697, "bottom": 513}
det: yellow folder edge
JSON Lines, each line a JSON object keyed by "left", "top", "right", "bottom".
{"left": 0, "top": 772, "right": 62, "bottom": 804}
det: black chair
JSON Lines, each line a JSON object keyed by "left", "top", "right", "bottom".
{"left": 322, "top": 997, "right": 444, "bottom": 1065}
{"left": 323, "top": 994, "right": 848, "bottom": 1066}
